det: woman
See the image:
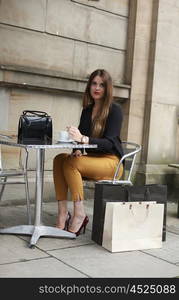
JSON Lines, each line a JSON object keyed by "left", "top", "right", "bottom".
{"left": 53, "top": 69, "right": 124, "bottom": 236}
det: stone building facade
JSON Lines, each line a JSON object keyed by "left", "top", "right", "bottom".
{"left": 0, "top": 0, "right": 179, "bottom": 202}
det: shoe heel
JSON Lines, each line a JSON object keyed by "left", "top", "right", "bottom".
{"left": 83, "top": 225, "right": 86, "bottom": 234}
{"left": 76, "top": 216, "right": 89, "bottom": 236}
{"left": 83, "top": 216, "right": 89, "bottom": 234}
{"left": 65, "top": 212, "right": 71, "bottom": 231}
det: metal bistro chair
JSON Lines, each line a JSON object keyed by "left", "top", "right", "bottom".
{"left": 90, "top": 141, "right": 141, "bottom": 245}
{"left": 0, "top": 134, "right": 31, "bottom": 224}
{"left": 98, "top": 141, "right": 142, "bottom": 185}
{"left": 83, "top": 141, "right": 141, "bottom": 187}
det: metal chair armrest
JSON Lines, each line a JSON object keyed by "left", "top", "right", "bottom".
{"left": 113, "top": 141, "right": 141, "bottom": 182}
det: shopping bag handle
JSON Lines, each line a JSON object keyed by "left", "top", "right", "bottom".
{"left": 145, "top": 188, "right": 151, "bottom": 201}
{"left": 126, "top": 187, "right": 151, "bottom": 202}
{"left": 129, "top": 202, "right": 150, "bottom": 223}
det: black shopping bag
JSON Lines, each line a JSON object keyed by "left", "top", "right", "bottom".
{"left": 92, "top": 183, "right": 167, "bottom": 245}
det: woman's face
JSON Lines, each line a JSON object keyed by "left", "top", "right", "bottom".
{"left": 90, "top": 75, "right": 105, "bottom": 102}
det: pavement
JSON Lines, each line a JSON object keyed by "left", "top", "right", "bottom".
{"left": 0, "top": 198, "right": 179, "bottom": 279}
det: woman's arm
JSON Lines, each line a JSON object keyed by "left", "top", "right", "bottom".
{"left": 68, "top": 103, "right": 123, "bottom": 153}
{"left": 88, "top": 103, "right": 123, "bottom": 152}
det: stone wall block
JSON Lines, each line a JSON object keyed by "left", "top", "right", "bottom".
{"left": 0, "top": 0, "right": 46, "bottom": 31}
{"left": 46, "top": 0, "right": 128, "bottom": 50}
{"left": 72, "top": 42, "right": 125, "bottom": 82}
{"left": 8, "top": 89, "right": 81, "bottom": 135}
{"left": 72, "top": 0, "right": 129, "bottom": 17}
{"left": 46, "top": 0, "right": 88, "bottom": 41}
{"left": 0, "top": 25, "right": 74, "bottom": 75}
{"left": 130, "top": 59, "right": 149, "bottom": 95}
{"left": 0, "top": 88, "right": 9, "bottom": 130}
{"left": 86, "top": 45, "right": 125, "bottom": 82}
{"left": 158, "top": 0, "right": 179, "bottom": 22}
{"left": 152, "top": 58, "right": 179, "bottom": 105}
{"left": 88, "top": 11, "right": 127, "bottom": 49}
{"left": 72, "top": 42, "right": 88, "bottom": 78}
{"left": 6, "top": 88, "right": 82, "bottom": 169}
{"left": 148, "top": 103, "right": 177, "bottom": 163}
{"left": 127, "top": 114, "right": 144, "bottom": 146}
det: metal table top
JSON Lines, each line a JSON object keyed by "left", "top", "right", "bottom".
{"left": 0, "top": 139, "right": 97, "bottom": 150}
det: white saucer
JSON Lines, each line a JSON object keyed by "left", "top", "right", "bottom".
{"left": 57, "top": 139, "right": 74, "bottom": 143}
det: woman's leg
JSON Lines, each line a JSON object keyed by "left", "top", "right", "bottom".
{"left": 62, "top": 154, "right": 123, "bottom": 233}
{"left": 69, "top": 199, "right": 86, "bottom": 233}
{"left": 63, "top": 154, "right": 123, "bottom": 200}
{"left": 53, "top": 153, "right": 69, "bottom": 201}
{"left": 53, "top": 153, "right": 70, "bottom": 229}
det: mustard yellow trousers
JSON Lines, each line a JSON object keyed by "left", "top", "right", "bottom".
{"left": 53, "top": 153, "right": 123, "bottom": 201}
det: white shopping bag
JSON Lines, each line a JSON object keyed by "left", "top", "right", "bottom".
{"left": 102, "top": 201, "right": 164, "bottom": 252}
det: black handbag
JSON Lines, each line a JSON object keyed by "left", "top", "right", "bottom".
{"left": 17, "top": 110, "right": 52, "bottom": 145}
{"left": 92, "top": 183, "right": 167, "bottom": 245}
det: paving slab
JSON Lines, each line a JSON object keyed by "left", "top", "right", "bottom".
{"left": 20, "top": 228, "right": 94, "bottom": 251}
{"left": 0, "top": 205, "right": 31, "bottom": 227}
{"left": 47, "top": 244, "right": 179, "bottom": 278}
{"left": 167, "top": 225, "right": 179, "bottom": 235}
{"left": 166, "top": 202, "right": 179, "bottom": 226}
{"left": 0, "top": 235, "right": 49, "bottom": 264}
{"left": 142, "top": 232, "right": 179, "bottom": 264}
{"left": 0, "top": 256, "right": 86, "bottom": 278}
{"left": 1, "top": 199, "right": 179, "bottom": 279}
{"left": 0, "top": 201, "right": 94, "bottom": 251}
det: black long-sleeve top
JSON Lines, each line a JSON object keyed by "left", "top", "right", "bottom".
{"left": 78, "top": 102, "right": 124, "bottom": 158}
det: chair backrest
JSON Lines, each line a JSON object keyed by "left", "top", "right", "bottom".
{"left": 113, "top": 141, "right": 141, "bottom": 184}
{"left": 0, "top": 134, "right": 27, "bottom": 171}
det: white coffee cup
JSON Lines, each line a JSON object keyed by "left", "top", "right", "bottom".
{"left": 58, "top": 130, "right": 70, "bottom": 141}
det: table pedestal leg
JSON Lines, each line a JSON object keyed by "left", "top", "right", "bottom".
{"left": 0, "top": 225, "right": 76, "bottom": 247}
{"left": 0, "top": 148, "right": 76, "bottom": 246}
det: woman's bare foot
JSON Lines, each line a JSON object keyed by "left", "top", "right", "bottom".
{"left": 68, "top": 199, "right": 86, "bottom": 232}
{"left": 56, "top": 212, "right": 69, "bottom": 229}
{"left": 56, "top": 200, "right": 68, "bottom": 229}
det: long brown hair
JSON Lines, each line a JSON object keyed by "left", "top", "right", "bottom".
{"left": 83, "top": 69, "right": 113, "bottom": 137}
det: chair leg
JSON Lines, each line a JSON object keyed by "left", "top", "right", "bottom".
{"left": 0, "top": 177, "right": 7, "bottom": 201}
{"left": 24, "top": 173, "right": 32, "bottom": 225}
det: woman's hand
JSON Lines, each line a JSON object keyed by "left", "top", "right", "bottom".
{"left": 67, "top": 126, "right": 82, "bottom": 142}
{"left": 71, "top": 150, "right": 82, "bottom": 157}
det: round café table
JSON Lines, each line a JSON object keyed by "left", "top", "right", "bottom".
{"left": 0, "top": 139, "right": 97, "bottom": 247}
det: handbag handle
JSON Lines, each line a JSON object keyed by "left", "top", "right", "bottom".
{"left": 22, "top": 110, "right": 49, "bottom": 117}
